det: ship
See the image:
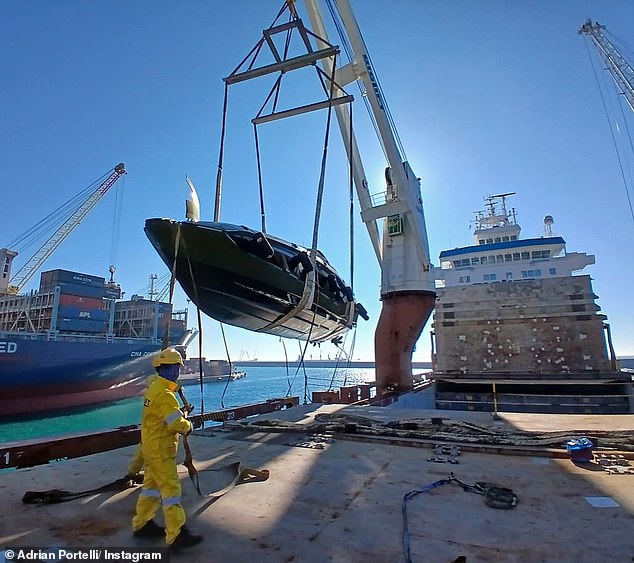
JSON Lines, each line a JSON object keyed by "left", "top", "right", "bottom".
{"left": 0, "top": 268, "right": 196, "bottom": 417}
{"left": 143, "top": 218, "right": 368, "bottom": 344}
{"left": 431, "top": 193, "right": 632, "bottom": 413}
{"left": 178, "top": 357, "right": 247, "bottom": 385}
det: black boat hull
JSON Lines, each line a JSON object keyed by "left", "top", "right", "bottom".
{"left": 144, "top": 219, "right": 366, "bottom": 343}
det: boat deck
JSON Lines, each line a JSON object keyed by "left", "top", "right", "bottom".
{"left": 2, "top": 404, "right": 633, "bottom": 562}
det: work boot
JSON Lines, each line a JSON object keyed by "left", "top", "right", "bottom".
{"left": 169, "top": 527, "right": 203, "bottom": 550}
{"left": 133, "top": 520, "right": 165, "bottom": 538}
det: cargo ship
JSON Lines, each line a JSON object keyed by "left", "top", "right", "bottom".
{"left": 431, "top": 193, "right": 632, "bottom": 413}
{"left": 0, "top": 268, "right": 196, "bottom": 417}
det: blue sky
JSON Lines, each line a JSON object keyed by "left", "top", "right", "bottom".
{"left": 2, "top": 0, "right": 633, "bottom": 362}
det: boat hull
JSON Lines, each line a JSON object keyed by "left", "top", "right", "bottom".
{"left": 144, "top": 219, "right": 365, "bottom": 343}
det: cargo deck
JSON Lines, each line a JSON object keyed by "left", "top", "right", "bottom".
{"left": 2, "top": 404, "right": 633, "bottom": 562}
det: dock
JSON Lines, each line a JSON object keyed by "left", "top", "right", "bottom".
{"left": 2, "top": 403, "right": 633, "bottom": 562}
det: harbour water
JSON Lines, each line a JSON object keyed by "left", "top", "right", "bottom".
{"left": 0, "top": 366, "right": 375, "bottom": 444}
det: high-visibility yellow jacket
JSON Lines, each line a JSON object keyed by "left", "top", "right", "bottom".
{"left": 140, "top": 375, "right": 192, "bottom": 460}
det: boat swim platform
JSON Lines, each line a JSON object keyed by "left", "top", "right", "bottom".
{"left": 2, "top": 404, "right": 634, "bottom": 562}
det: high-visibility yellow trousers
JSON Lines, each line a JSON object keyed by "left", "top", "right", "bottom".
{"left": 126, "top": 443, "right": 144, "bottom": 476}
{"left": 132, "top": 456, "right": 186, "bottom": 544}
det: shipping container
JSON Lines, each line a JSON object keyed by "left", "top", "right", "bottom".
{"left": 104, "top": 286, "right": 122, "bottom": 299}
{"left": 59, "top": 294, "right": 104, "bottom": 309}
{"left": 39, "top": 269, "right": 105, "bottom": 292}
{"left": 57, "top": 306, "right": 108, "bottom": 321}
{"left": 58, "top": 283, "right": 108, "bottom": 299}
{"left": 57, "top": 318, "right": 107, "bottom": 333}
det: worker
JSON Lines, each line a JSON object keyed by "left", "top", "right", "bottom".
{"left": 131, "top": 347, "right": 203, "bottom": 549}
{"left": 125, "top": 352, "right": 193, "bottom": 479}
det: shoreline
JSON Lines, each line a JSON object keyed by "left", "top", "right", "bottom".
{"left": 233, "top": 360, "right": 433, "bottom": 369}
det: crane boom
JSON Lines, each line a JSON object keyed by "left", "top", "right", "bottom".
{"left": 7, "top": 163, "right": 126, "bottom": 293}
{"left": 302, "top": 0, "right": 436, "bottom": 395}
{"left": 579, "top": 19, "right": 634, "bottom": 113}
{"left": 218, "top": 2, "right": 435, "bottom": 395}
{"left": 304, "top": 0, "right": 434, "bottom": 295}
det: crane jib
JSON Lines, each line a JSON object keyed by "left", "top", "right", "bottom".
{"left": 6, "top": 163, "right": 127, "bottom": 294}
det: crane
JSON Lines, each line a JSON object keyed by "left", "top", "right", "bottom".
{"left": 221, "top": 1, "right": 434, "bottom": 394}
{"left": 1, "top": 163, "right": 126, "bottom": 295}
{"left": 579, "top": 19, "right": 634, "bottom": 113}
{"left": 579, "top": 19, "right": 634, "bottom": 225}
{"left": 302, "top": 0, "right": 436, "bottom": 395}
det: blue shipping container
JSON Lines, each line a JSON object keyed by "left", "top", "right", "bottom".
{"left": 42, "top": 269, "right": 104, "bottom": 287}
{"left": 57, "top": 306, "right": 108, "bottom": 321}
{"left": 104, "top": 286, "right": 122, "bottom": 299}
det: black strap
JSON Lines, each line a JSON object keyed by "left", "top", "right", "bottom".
{"left": 22, "top": 475, "right": 142, "bottom": 504}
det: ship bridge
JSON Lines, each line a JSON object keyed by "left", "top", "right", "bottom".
{"left": 436, "top": 236, "right": 595, "bottom": 288}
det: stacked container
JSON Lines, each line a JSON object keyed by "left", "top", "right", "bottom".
{"left": 43, "top": 269, "right": 109, "bottom": 334}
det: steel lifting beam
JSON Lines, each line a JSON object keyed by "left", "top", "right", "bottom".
{"left": 224, "top": 46, "right": 339, "bottom": 85}
{"left": 252, "top": 94, "right": 354, "bottom": 124}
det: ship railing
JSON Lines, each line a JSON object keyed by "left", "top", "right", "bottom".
{"left": 369, "top": 190, "right": 388, "bottom": 207}
{"left": 0, "top": 329, "right": 165, "bottom": 345}
{"left": 369, "top": 183, "right": 401, "bottom": 206}
{"left": 0, "top": 330, "right": 54, "bottom": 341}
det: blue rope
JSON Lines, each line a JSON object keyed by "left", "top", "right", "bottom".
{"left": 402, "top": 478, "right": 452, "bottom": 563}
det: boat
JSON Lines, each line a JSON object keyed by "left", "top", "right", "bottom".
{"left": 179, "top": 370, "right": 247, "bottom": 386}
{"left": 179, "top": 357, "right": 247, "bottom": 385}
{"left": 431, "top": 193, "right": 632, "bottom": 413}
{"left": 0, "top": 268, "right": 196, "bottom": 417}
{"left": 143, "top": 219, "right": 368, "bottom": 344}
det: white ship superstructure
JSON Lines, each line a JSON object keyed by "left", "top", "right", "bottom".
{"left": 435, "top": 193, "right": 594, "bottom": 288}
{"left": 430, "top": 194, "right": 631, "bottom": 414}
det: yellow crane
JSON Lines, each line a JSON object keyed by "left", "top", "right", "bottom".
{"left": 1, "top": 163, "right": 126, "bottom": 295}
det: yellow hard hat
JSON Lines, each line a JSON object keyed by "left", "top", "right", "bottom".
{"left": 153, "top": 347, "right": 184, "bottom": 367}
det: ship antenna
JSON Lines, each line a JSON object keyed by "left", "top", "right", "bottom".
{"left": 500, "top": 195, "right": 508, "bottom": 217}
{"left": 471, "top": 210, "right": 485, "bottom": 231}
{"left": 484, "top": 195, "right": 496, "bottom": 216}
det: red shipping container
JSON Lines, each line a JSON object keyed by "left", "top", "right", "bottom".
{"left": 59, "top": 294, "right": 104, "bottom": 309}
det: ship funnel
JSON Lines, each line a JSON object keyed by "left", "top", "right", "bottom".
{"left": 185, "top": 176, "right": 200, "bottom": 222}
{"left": 544, "top": 215, "right": 554, "bottom": 237}
{"left": 0, "top": 248, "right": 18, "bottom": 294}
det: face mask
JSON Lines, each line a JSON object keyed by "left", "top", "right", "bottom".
{"left": 157, "top": 364, "right": 181, "bottom": 382}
